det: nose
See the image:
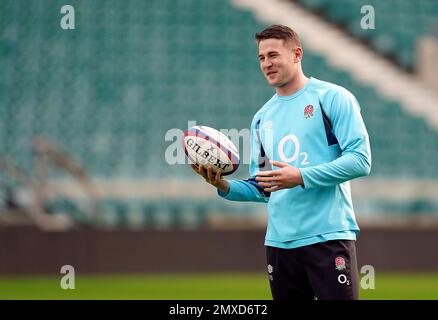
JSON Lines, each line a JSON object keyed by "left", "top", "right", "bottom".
{"left": 263, "top": 58, "right": 273, "bottom": 70}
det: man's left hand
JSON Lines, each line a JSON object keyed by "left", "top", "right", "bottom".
{"left": 255, "top": 160, "right": 304, "bottom": 192}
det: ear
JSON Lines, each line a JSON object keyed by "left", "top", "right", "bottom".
{"left": 295, "top": 47, "right": 303, "bottom": 63}
{"left": 294, "top": 54, "right": 299, "bottom": 63}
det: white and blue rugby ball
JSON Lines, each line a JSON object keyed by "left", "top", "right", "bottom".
{"left": 183, "top": 125, "right": 240, "bottom": 176}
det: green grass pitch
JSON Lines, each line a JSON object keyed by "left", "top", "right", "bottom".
{"left": 0, "top": 272, "right": 437, "bottom": 300}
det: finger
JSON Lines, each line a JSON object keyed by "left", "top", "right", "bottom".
{"left": 255, "top": 176, "right": 281, "bottom": 182}
{"left": 258, "top": 181, "right": 279, "bottom": 187}
{"left": 270, "top": 160, "right": 288, "bottom": 168}
{"left": 264, "top": 185, "right": 283, "bottom": 192}
{"left": 214, "top": 169, "right": 221, "bottom": 184}
{"left": 198, "top": 164, "right": 208, "bottom": 179}
{"left": 256, "top": 170, "right": 274, "bottom": 176}
{"left": 207, "top": 165, "right": 213, "bottom": 181}
{"left": 256, "top": 169, "right": 281, "bottom": 177}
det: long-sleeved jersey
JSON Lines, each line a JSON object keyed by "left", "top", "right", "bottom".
{"left": 218, "top": 77, "right": 371, "bottom": 248}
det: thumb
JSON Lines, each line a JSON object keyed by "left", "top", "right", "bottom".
{"left": 270, "top": 160, "right": 288, "bottom": 168}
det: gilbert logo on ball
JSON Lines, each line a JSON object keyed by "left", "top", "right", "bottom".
{"left": 183, "top": 125, "right": 240, "bottom": 176}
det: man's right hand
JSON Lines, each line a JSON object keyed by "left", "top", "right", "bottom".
{"left": 191, "top": 164, "right": 230, "bottom": 194}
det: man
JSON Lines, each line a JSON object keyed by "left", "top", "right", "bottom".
{"left": 191, "top": 25, "right": 371, "bottom": 300}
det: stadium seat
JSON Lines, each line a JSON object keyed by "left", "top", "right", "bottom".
{"left": 298, "top": 0, "right": 438, "bottom": 70}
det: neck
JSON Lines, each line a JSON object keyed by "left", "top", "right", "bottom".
{"left": 276, "top": 71, "right": 309, "bottom": 96}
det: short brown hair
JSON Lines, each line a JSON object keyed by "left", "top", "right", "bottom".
{"left": 255, "top": 24, "right": 301, "bottom": 47}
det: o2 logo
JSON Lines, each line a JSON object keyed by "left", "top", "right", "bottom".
{"left": 338, "top": 274, "right": 350, "bottom": 285}
{"left": 277, "top": 134, "right": 309, "bottom": 165}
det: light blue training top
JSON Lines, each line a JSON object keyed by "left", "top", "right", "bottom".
{"left": 218, "top": 77, "right": 371, "bottom": 249}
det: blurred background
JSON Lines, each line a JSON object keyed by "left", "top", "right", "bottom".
{"left": 0, "top": 0, "right": 437, "bottom": 299}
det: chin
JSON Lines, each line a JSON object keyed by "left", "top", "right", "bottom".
{"left": 267, "top": 79, "right": 281, "bottom": 87}
{"left": 273, "top": 82, "right": 285, "bottom": 88}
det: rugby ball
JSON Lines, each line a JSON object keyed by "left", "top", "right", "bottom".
{"left": 183, "top": 125, "right": 239, "bottom": 176}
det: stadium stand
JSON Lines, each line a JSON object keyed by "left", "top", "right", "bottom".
{"left": 298, "top": 0, "right": 438, "bottom": 70}
{"left": 0, "top": 0, "right": 437, "bottom": 229}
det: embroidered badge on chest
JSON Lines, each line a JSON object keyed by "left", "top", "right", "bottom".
{"left": 304, "top": 104, "right": 314, "bottom": 118}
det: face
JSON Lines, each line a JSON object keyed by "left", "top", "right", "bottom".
{"left": 258, "top": 38, "right": 300, "bottom": 88}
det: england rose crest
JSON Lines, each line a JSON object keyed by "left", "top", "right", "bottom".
{"left": 304, "top": 105, "right": 314, "bottom": 118}
{"left": 335, "top": 257, "right": 346, "bottom": 271}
